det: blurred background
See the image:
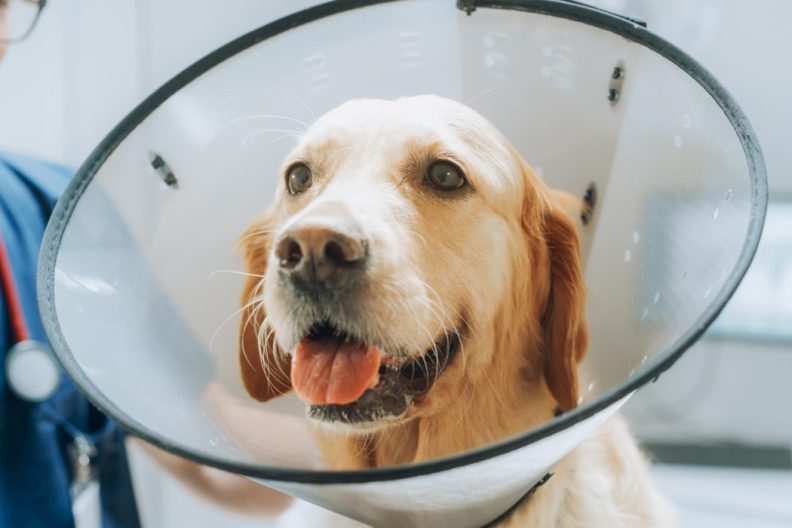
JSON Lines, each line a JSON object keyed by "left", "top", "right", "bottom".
{"left": 1, "top": 1, "right": 789, "bottom": 527}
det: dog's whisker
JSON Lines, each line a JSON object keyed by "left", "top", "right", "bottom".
{"left": 238, "top": 227, "right": 275, "bottom": 240}
{"left": 261, "top": 338, "right": 282, "bottom": 395}
{"left": 380, "top": 295, "right": 424, "bottom": 357}
{"left": 412, "top": 313, "right": 439, "bottom": 363}
{"left": 259, "top": 317, "right": 285, "bottom": 385}
{"left": 235, "top": 230, "right": 275, "bottom": 252}
{"left": 258, "top": 321, "right": 282, "bottom": 396}
{"left": 259, "top": 319, "right": 284, "bottom": 393}
{"left": 445, "top": 333, "right": 473, "bottom": 432}
{"left": 404, "top": 226, "right": 428, "bottom": 250}
{"left": 378, "top": 282, "right": 430, "bottom": 353}
{"left": 409, "top": 278, "right": 456, "bottom": 352}
{"left": 263, "top": 133, "right": 303, "bottom": 150}
{"left": 242, "top": 127, "right": 304, "bottom": 149}
{"left": 240, "top": 126, "right": 304, "bottom": 136}
{"left": 478, "top": 349, "right": 514, "bottom": 417}
{"left": 463, "top": 85, "right": 499, "bottom": 105}
{"left": 420, "top": 281, "right": 479, "bottom": 344}
{"left": 239, "top": 314, "right": 258, "bottom": 372}
{"left": 269, "top": 84, "right": 317, "bottom": 123}
{"left": 267, "top": 324, "right": 291, "bottom": 386}
{"left": 225, "top": 114, "right": 311, "bottom": 128}
{"left": 210, "top": 302, "right": 254, "bottom": 353}
{"left": 239, "top": 291, "right": 268, "bottom": 372}
{"left": 211, "top": 282, "right": 266, "bottom": 352}
{"left": 208, "top": 268, "right": 268, "bottom": 280}
{"left": 358, "top": 436, "right": 375, "bottom": 462}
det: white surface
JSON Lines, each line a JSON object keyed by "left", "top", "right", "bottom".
{"left": 72, "top": 480, "right": 101, "bottom": 528}
{"left": 625, "top": 338, "right": 792, "bottom": 445}
{"left": 127, "top": 441, "right": 277, "bottom": 528}
{"left": 653, "top": 465, "right": 792, "bottom": 528}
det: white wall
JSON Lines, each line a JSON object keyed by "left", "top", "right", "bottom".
{"left": 0, "top": 1, "right": 136, "bottom": 163}
{"left": 0, "top": 0, "right": 323, "bottom": 166}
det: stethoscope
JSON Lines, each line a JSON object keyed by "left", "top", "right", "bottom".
{"left": 1, "top": 230, "right": 61, "bottom": 402}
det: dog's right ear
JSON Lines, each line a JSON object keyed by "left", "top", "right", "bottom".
{"left": 238, "top": 212, "right": 292, "bottom": 402}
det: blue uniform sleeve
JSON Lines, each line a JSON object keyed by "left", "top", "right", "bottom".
{"left": 0, "top": 152, "right": 141, "bottom": 528}
{"left": 0, "top": 152, "right": 72, "bottom": 348}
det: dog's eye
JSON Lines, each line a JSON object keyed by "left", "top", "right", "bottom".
{"left": 286, "top": 163, "right": 313, "bottom": 195}
{"left": 427, "top": 161, "right": 466, "bottom": 191}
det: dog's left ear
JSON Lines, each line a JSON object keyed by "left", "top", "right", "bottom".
{"left": 539, "top": 198, "right": 589, "bottom": 412}
{"left": 519, "top": 158, "right": 589, "bottom": 413}
{"left": 237, "top": 212, "right": 293, "bottom": 402}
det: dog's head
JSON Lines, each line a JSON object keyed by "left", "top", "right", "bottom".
{"left": 238, "top": 96, "right": 587, "bottom": 435}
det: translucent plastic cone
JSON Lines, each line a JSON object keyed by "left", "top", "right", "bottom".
{"left": 39, "top": 1, "right": 766, "bottom": 526}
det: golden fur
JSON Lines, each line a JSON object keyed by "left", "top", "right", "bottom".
{"left": 237, "top": 96, "right": 672, "bottom": 526}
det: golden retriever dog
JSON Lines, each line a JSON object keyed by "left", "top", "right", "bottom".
{"left": 237, "top": 95, "right": 673, "bottom": 527}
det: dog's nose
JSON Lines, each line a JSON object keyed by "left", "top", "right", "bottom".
{"left": 275, "top": 221, "right": 367, "bottom": 285}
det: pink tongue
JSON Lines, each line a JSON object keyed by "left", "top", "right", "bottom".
{"left": 291, "top": 338, "right": 381, "bottom": 405}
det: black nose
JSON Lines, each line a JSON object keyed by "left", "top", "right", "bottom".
{"left": 275, "top": 222, "right": 368, "bottom": 286}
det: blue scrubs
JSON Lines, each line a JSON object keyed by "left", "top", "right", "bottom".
{"left": 0, "top": 152, "right": 140, "bottom": 528}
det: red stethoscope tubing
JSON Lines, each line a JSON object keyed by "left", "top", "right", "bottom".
{"left": 0, "top": 230, "right": 30, "bottom": 344}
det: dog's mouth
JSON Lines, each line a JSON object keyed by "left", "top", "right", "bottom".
{"left": 291, "top": 321, "right": 460, "bottom": 427}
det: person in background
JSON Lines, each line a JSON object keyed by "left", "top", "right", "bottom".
{"left": 0, "top": 2, "right": 291, "bottom": 526}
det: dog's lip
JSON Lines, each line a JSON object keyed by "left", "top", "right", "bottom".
{"left": 303, "top": 326, "right": 461, "bottom": 425}
{"left": 381, "top": 331, "right": 460, "bottom": 395}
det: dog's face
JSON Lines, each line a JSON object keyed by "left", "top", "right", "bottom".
{"left": 238, "top": 96, "right": 586, "bottom": 436}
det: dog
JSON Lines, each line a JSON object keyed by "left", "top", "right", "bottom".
{"left": 237, "top": 95, "right": 673, "bottom": 526}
